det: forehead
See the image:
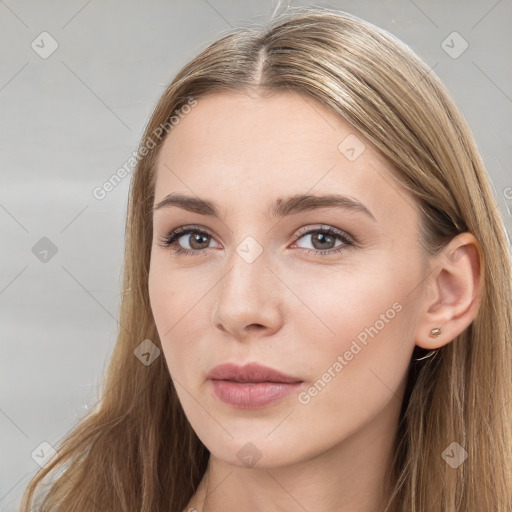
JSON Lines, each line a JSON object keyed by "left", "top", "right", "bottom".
{"left": 158, "top": 90, "right": 367, "bottom": 169}
{"left": 153, "top": 90, "right": 417, "bottom": 227}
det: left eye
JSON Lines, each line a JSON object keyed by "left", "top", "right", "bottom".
{"left": 293, "top": 228, "right": 349, "bottom": 252}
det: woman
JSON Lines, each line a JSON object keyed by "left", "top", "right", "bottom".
{"left": 21, "top": 6, "right": 512, "bottom": 512}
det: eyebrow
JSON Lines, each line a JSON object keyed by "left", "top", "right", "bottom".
{"left": 152, "top": 192, "right": 376, "bottom": 222}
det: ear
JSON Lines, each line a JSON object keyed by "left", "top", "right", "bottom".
{"left": 415, "top": 232, "right": 483, "bottom": 350}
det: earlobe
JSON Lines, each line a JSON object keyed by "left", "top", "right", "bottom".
{"left": 415, "top": 232, "right": 482, "bottom": 350}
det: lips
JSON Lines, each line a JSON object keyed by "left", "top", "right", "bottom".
{"left": 207, "top": 362, "right": 302, "bottom": 384}
{"left": 207, "top": 362, "right": 303, "bottom": 409}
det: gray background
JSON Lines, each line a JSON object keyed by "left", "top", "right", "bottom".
{"left": 1, "top": 1, "right": 511, "bottom": 510}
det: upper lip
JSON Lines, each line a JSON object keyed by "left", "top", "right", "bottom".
{"left": 207, "top": 362, "right": 302, "bottom": 383}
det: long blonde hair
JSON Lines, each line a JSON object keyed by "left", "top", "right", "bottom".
{"left": 21, "top": 6, "right": 512, "bottom": 511}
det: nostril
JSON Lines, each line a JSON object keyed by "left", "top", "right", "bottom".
{"left": 247, "top": 324, "right": 265, "bottom": 330}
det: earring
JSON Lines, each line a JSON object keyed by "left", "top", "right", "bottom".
{"left": 414, "top": 328, "right": 443, "bottom": 362}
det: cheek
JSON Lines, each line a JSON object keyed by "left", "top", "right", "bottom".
{"left": 148, "top": 262, "right": 182, "bottom": 367}
{"left": 148, "top": 254, "right": 196, "bottom": 329}
{"left": 283, "top": 270, "right": 413, "bottom": 445}
{"left": 148, "top": 260, "right": 209, "bottom": 375}
{"left": 286, "top": 260, "right": 415, "bottom": 379}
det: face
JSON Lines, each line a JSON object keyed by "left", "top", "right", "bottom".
{"left": 148, "top": 90, "right": 427, "bottom": 469}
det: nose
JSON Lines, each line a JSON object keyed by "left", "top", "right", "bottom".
{"left": 212, "top": 243, "right": 284, "bottom": 341}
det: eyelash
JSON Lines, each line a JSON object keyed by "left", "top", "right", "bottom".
{"left": 157, "top": 224, "right": 357, "bottom": 258}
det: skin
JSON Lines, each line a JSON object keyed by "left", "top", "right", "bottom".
{"left": 148, "top": 90, "right": 481, "bottom": 512}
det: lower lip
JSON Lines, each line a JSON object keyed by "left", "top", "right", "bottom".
{"left": 209, "top": 379, "right": 303, "bottom": 409}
